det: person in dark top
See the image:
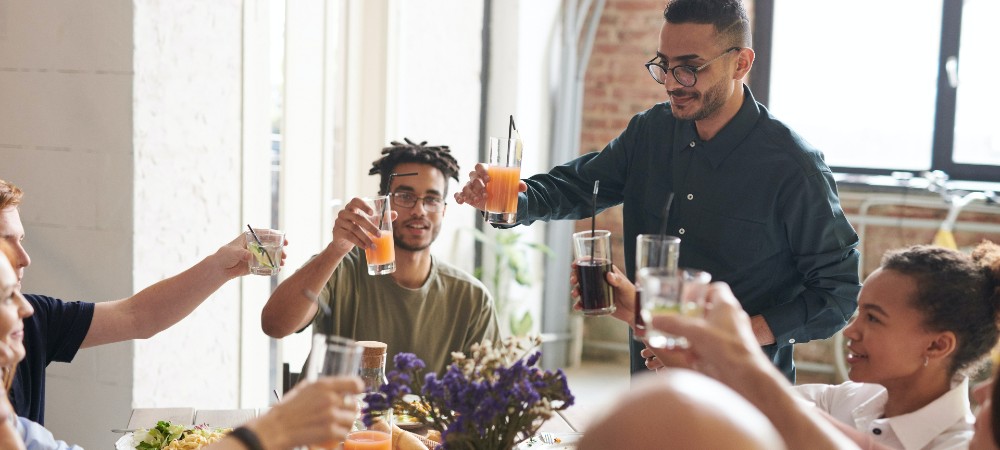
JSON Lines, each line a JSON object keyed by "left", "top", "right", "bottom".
{"left": 454, "top": 0, "right": 861, "bottom": 381}
{"left": 0, "top": 177, "right": 271, "bottom": 423}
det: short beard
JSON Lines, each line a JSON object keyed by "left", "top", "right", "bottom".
{"left": 392, "top": 221, "right": 440, "bottom": 253}
{"left": 670, "top": 77, "right": 730, "bottom": 121}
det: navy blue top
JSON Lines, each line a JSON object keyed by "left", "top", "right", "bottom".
{"left": 512, "top": 85, "right": 861, "bottom": 380}
{"left": 10, "top": 294, "right": 94, "bottom": 424}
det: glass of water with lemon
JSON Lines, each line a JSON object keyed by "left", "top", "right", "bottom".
{"left": 639, "top": 267, "right": 711, "bottom": 348}
{"left": 245, "top": 228, "right": 284, "bottom": 276}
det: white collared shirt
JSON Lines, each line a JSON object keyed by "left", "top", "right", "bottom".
{"left": 793, "top": 377, "right": 974, "bottom": 450}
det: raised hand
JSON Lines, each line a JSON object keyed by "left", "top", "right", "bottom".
{"left": 453, "top": 163, "right": 527, "bottom": 210}
{"left": 331, "top": 197, "right": 398, "bottom": 255}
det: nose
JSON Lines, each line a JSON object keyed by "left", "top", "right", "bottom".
{"left": 15, "top": 291, "right": 34, "bottom": 318}
{"left": 13, "top": 241, "right": 30, "bottom": 270}
{"left": 662, "top": 69, "right": 685, "bottom": 91}
{"left": 841, "top": 315, "right": 860, "bottom": 340}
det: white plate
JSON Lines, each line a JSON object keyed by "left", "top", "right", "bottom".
{"left": 115, "top": 433, "right": 137, "bottom": 450}
{"left": 515, "top": 432, "right": 583, "bottom": 450}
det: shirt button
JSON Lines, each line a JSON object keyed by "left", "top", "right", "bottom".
{"left": 686, "top": 194, "right": 693, "bottom": 200}
{"left": 873, "top": 428, "right": 882, "bottom": 435}
{"left": 788, "top": 339, "right": 795, "bottom": 344}
{"left": 688, "top": 141, "right": 696, "bottom": 148}
{"left": 678, "top": 228, "right": 686, "bottom": 235}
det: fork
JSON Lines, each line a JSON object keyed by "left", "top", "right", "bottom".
{"left": 539, "top": 432, "right": 555, "bottom": 444}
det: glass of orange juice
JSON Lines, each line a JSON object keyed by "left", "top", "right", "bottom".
{"left": 364, "top": 195, "right": 395, "bottom": 275}
{"left": 344, "top": 429, "right": 392, "bottom": 450}
{"left": 485, "top": 137, "right": 523, "bottom": 224}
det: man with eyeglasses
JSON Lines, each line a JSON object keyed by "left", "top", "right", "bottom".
{"left": 455, "top": 0, "right": 860, "bottom": 382}
{"left": 262, "top": 139, "right": 500, "bottom": 375}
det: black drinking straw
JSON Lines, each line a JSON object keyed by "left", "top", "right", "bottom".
{"left": 509, "top": 115, "right": 517, "bottom": 140}
{"left": 658, "top": 192, "right": 675, "bottom": 236}
{"left": 379, "top": 172, "right": 418, "bottom": 229}
{"left": 591, "top": 180, "right": 600, "bottom": 262}
{"left": 247, "top": 224, "right": 276, "bottom": 268}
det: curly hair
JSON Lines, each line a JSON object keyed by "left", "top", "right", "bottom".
{"left": 663, "top": 0, "right": 752, "bottom": 49}
{"left": 0, "top": 178, "right": 24, "bottom": 210}
{"left": 369, "top": 138, "right": 461, "bottom": 195}
{"left": 880, "top": 241, "right": 1000, "bottom": 377}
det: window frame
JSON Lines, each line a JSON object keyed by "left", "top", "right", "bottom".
{"left": 751, "top": 0, "right": 999, "bottom": 182}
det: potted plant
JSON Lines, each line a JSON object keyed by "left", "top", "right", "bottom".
{"left": 465, "top": 228, "right": 551, "bottom": 337}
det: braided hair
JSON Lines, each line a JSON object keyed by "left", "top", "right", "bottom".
{"left": 369, "top": 138, "right": 461, "bottom": 195}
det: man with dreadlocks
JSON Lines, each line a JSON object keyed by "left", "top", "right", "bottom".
{"left": 262, "top": 139, "right": 500, "bottom": 374}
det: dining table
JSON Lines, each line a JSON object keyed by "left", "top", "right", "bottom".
{"left": 120, "top": 405, "right": 584, "bottom": 448}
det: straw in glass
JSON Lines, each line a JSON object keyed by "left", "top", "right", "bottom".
{"left": 247, "top": 224, "right": 276, "bottom": 268}
{"left": 591, "top": 180, "right": 600, "bottom": 262}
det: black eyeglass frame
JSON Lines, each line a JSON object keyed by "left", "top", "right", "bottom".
{"left": 390, "top": 191, "right": 446, "bottom": 212}
{"left": 644, "top": 47, "right": 741, "bottom": 87}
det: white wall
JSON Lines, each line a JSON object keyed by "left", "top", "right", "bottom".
{"left": 0, "top": 1, "right": 135, "bottom": 448}
{"left": 0, "top": 1, "right": 251, "bottom": 448}
{"left": 387, "top": 0, "right": 485, "bottom": 272}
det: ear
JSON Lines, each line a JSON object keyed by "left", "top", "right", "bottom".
{"left": 734, "top": 48, "right": 755, "bottom": 80}
{"left": 925, "top": 331, "right": 958, "bottom": 362}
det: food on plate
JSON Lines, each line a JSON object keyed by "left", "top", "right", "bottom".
{"left": 134, "top": 421, "right": 230, "bottom": 450}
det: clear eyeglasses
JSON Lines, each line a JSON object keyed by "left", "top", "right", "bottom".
{"left": 390, "top": 191, "right": 445, "bottom": 212}
{"left": 645, "top": 47, "right": 741, "bottom": 87}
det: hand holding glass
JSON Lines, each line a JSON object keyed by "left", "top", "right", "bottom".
{"left": 640, "top": 267, "right": 711, "bottom": 348}
{"left": 364, "top": 195, "right": 395, "bottom": 276}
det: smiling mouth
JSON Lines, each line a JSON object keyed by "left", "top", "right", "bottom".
{"left": 846, "top": 346, "right": 868, "bottom": 363}
{"left": 404, "top": 221, "right": 430, "bottom": 231}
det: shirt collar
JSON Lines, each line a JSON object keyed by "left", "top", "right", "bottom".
{"left": 853, "top": 377, "right": 973, "bottom": 450}
{"left": 675, "top": 84, "right": 761, "bottom": 169}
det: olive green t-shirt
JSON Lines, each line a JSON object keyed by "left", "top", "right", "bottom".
{"left": 314, "top": 248, "right": 500, "bottom": 374}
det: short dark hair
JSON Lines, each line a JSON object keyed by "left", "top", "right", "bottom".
{"left": 369, "top": 138, "right": 461, "bottom": 196}
{"left": 663, "top": 0, "right": 752, "bottom": 49}
{"left": 881, "top": 242, "right": 1000, "bottom": 376}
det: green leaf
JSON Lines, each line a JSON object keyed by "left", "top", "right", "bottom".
{"left": 511, "top": 311, "right": 533, "bottom": 337}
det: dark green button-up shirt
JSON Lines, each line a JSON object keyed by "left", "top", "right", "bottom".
{"left": 513, "top": 85, "right": 861, "bottom": 379}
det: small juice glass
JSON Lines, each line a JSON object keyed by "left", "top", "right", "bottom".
{"left": 344, "top": 430, "right": 392, "bottom": 450}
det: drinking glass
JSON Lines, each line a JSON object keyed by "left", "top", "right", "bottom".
{"left": 364, "top": 195, "right": 395, "bottom": 275}
{"left": 639, "top": 267, "right": 711, "bottom": 348}
{"left": 572, "top": 230, "right": 615, "bottom": 316}
{"left": 633, "top": 235, "right": 681, "bottom": 339}
{"left": 303, "top": 334, "right": 364, "bottom": 382}
{"left": 303, "top": 335, "right": 365, "bottom": 450}
{"left": 484, "top": 137, "right": 523, "bottom": 224}
{"left": 245, "top": 228, "right": 284, "bottom": 276}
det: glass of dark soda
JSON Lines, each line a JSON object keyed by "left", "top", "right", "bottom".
{"left": 572, "top": 230, "right": 616, "bottom": 316}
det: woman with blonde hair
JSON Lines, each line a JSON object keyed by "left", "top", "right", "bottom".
{"left": 0, "top": 239, "right": 364, "bottom": 450}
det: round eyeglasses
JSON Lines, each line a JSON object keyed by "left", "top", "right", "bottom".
{"left": 390, "top": 191, "right": 445, "bottom": 213}
{"left": 645, "top": 47, "right": 740, "bottom": 87}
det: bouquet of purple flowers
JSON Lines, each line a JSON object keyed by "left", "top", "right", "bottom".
{"left": 362, "top": 336, "right": 574, "bottom": 450}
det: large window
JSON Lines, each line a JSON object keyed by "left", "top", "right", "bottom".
{"left": 754, "top": 0, "right": 999, "bottom": 182}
